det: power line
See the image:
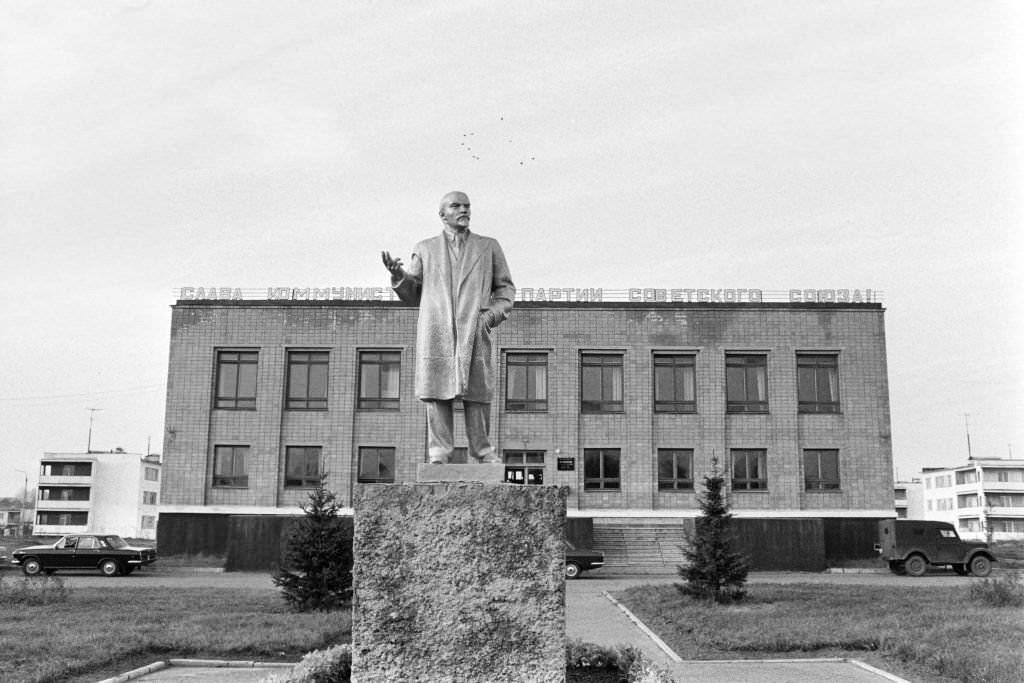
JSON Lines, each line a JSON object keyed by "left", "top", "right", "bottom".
{"left": 0, "top": 383, "right": 165, "bottom": 402}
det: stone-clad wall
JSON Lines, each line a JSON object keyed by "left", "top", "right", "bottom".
{"left": 352, "top": 482, "right": 567, "bottom": 682}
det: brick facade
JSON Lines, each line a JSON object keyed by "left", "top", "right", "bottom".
{"left": 160, "top": 300, "right": 894, "bottom": 520}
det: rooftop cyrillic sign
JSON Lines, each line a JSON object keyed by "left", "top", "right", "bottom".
{"left": 176, "top": 286, "right": 882, "bottom": 304}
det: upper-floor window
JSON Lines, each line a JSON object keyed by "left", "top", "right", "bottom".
{"left": 726, "top": 354, "right": 768, "bottom": 413}
{"left": 358, "top": 351, "right": 400, "bottom": 410}
{"left": 583, "top": 448, "right": 621, "bottom": 490}
{"left": 38, "top": 487, "right": 90, "bottom": 501}
{"left": 287, "top": 351, "right": 329, "bottom": 410}
{"left": 581, "top": 354, "right": 623, "bottom": 413}
{"left": 731, "top": 448, "right": 767, "bottom": 490}
{"left": 213, "top": 445, "right": 249, "bottom": 488}
{"left": 215, "top": 350, "right": 258, "bottom": 409}
{"left": 504, "top": 450, "right": 545, "bottom": 485}
{"left": 803, "top": 449, "right": 840, "bottom": 490}
{"left": 144, "top": 467, "right": 159, "bottom": 481}
{"left": 143, "top": 491, "right": 158, "bottom": 505}
{"left": 657, "top": 448, "right": 694, "bottom": 490}
{"left": 36, "top": 511, "right": 88, "bottom": 526}
{"left": 358, "top": 446, "right": 395, "bottom": 483}
{"left": 797, "top": 354, "right": 839, "bottom": 414}
{"left": 285, "top": 446, "right": 322, "bottom": 488}
{"left": 40, "top": 462, "right": 92, "bottom": 477}
{"left": 506, "top": 353, "right": 548, "bottom": 412}
{"left": 653, "top": 354, "right": 696, "bottom": 413}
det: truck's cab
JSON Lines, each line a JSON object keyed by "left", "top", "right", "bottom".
{"left": 875, "top": 520, "right": 996, "bottom": 577}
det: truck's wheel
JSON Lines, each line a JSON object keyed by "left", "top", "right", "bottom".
{"left": 969, "top": 555, "right": 992, "bottom": 577}
{"left": 888, "top": 560, "right": 906, "bottom": 575}
{"left": 904, "top": 554, "right": 928, "bottom": 577}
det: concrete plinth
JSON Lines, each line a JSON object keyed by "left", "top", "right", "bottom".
{"left": 416, "top": 462, "right": 505, "bottom": 483}
{"left": 352, "top": 482, "right": 568, "bottom": 683}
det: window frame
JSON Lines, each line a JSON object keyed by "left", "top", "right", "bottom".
{"left": 286, "top": 350, "right": 330, "bottom": 410}
{"left": 803, "top": 448, "right": 841, "bottom": 491}
{"left": 284, "top": 446, "right": 323, "bottom": 488}
{"left": 357, "top": 350, "right": 401, "bottom": 410}
{"left": 504, "top": 450, "right": 545, "bottom": 485}
{"left": 505, "top": 353, "right": 549, "bottom": 412}
{"left": 731, "top": 448, "right": 768, "bottom": 490}
{"left": 212, "top": 445, "right": 249, "bottom": 488}
{"left": 357, "top": 446, "right": 396, "bottom": 484}
{"left": 657, "top": 448, "right": 694, "bottom": 491}
{"left": 580, "top": 353, "right": 624, "bottom": 413}
{"left": 214, "top": 350, "right": 259, "bottom": 410}
{"left": 726, "top": 354, "right": 768, "bottom": 413}
{"left": 653, "top": 353, "right": 697, "bottom": 413}
{"left": 583, "top": 448, "right": 621, "bottom": 490}
{"left": 797, "top": 353, "right": 840, "bottom": 414}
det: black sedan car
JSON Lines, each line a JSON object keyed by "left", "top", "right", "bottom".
{"left": 13, "top": 534, "right": 156, "bottom": 577}
{"left": 565, "top": 540, "right": 605, "bottom": 579}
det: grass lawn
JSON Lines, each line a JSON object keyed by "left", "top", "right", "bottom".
{"left": 0, "top": 580, "right": 351, "bottom": 683}
{"left": 616, "top": 580, "right": 1024, "bottom": 683}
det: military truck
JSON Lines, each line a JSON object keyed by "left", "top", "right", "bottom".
{"left": 875, "top": 520, "right": 996, "bottom": 577}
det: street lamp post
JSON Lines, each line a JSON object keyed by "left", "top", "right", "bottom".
{"left": 13, "top": 468, "right": 29, "bottom": 536}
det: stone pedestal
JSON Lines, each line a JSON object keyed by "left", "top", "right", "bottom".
{"left": 352, "top": 482, "right": 568, "bottom": 682}
{"left": 416, "top": 462, "right": 505, "bottom": 483}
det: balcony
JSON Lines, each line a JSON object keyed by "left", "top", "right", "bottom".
{"left": 36, "top": 498, "right": 91, "bottom": 511}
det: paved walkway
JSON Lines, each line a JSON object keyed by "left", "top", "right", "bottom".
{"left": 104, "top": 572, "right": 909, "bottom": 683}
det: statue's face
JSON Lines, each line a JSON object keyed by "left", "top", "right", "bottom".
{"left": 439, "top": 193, "right": 471, "bottom": 230}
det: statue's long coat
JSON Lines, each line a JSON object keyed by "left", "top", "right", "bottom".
{"left": 393, "top": 231, "right": 515, "bottom": 402}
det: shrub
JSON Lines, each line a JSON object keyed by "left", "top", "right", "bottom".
{"left": 677, "top": 458, "right": 749, "bottom": 603}
{"left": 264, "top": 644, "right": 351, "bottom": 683}
{"left": 627, "top": 655, "right": 677, "bottom": 683}
{"left": 0, "top": 574, "right": 71, "bottom": 605}
{"left": 968, "top": 570, "right": 1024, "bottom": 608}
{"left": 566, "top": 640, "right": 645, "bottom": 680}
{"left": 273, "top": 476, "right": 353, "bottom": 612}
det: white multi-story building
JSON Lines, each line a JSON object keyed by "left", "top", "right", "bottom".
{"left": 35, "top": 452, "right": 162, "bottom": 539}
{"left": 893, "top": 479, "right": 923, "bottom": 519}
{"left": 920, "top": 458, "right": 1024, "bottom": 541}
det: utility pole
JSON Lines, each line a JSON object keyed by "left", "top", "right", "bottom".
{"left": 86, "top": 407, "right": 102, "bottom": 453}
{"left": 13, "top": 468, "right": 28, "bottom": 536}
{"left": 963, "top": 413, "right": 973, "bottom": 460}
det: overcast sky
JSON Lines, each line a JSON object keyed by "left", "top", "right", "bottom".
{"left": 1, "top": 1, "right": 1021, "bottom": 498}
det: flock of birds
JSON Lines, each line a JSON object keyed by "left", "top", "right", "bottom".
{"left": 458, "top": 116, "right": 537, "bottom": 166}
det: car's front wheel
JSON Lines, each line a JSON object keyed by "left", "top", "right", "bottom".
{"left": 969, "top": 555, "right": 993, "bottom": 577}
{"left": 565, "top": 562, "right": 581, "bottom": 579}
{"left": 99, "top": 559, "right": 122, "bottom": 577}
{"left": 904, "top": 554, "right": 928, "bottom": 577}
{"left": 21, "top": 558, "right": 42, "bottom": 576}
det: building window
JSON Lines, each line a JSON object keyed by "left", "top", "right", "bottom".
{"left": 38, "top": 487, "right": 90, "bottom": 501}
{"left": 358, "top": 351, "right": 400, "bottom": 410}
{"left": 726, "top": 355, "right": 768, "bottom": 413}
{"left": 731, "top": 449, "right": 767, "bottom": 490}
{"left": 504, "top": 451, "right": 545, "bottom": 485}
{"left": 358, "top": 447, "right": 395, "bottom": 483}
{"left": 287, "top": 351, "right": 329, "bottom": 410}
{"left": 142, "top": 491, "right": 158, "bottom": 505}
{"left": 36, "top": 511, "right": 88, "bottom": 526}
{"left": 581, "top": 354, "right": 624, "bottom": 413}
{"left": 506, "top": 353, "right": 548, "bottom": 411}
{"left": 653, "top": 354, "right": 696, "bottom": 413}
{"left": 40, "top": 462, "right": 92, "bottom": 477}
{"left": 141, "top": 515, "right": 156, "bottom": 530}
{"left": 215, "top": 350, "right": 258, "bottom": 409}
{"left": 144, "top": 467, "right": 159, "bottom": 481}
{"left": 797, "top": 354, "right": 840, "bottom": 413}
{"left": 583, "top": 448, "right": 621, "bottom": 490}
{"left": 285, "top": 446, "right": 322, "bottom": 487}
{"left": 657, "top": 449, "right": 694, "bottom": 490}
{"left": 897, "top": 509, "right": 907, "bottom": 519}
{"left": 213, "top": 445, "right": 249, "bottom": 487}
{"left": 803, "top": 449, "right": 840, "bottom": 490}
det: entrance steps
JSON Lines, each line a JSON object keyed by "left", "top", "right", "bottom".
{"left": 592, "top": 524, "right": 688, "bottom": 568}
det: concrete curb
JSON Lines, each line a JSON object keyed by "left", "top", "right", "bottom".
{"left": 97, "top": 659, "right": 296, "bottom": 683}
{"left": 602, "top": 590, "right": 683, "bottom": 663}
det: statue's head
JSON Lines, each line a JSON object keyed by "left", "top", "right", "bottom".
{"left": 439, "top": 191, "right": 471, "bottom": 231}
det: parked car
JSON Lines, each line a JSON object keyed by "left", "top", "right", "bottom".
{"left": 12, "top": 534, "right": 157, "bottom": 577}
{"left": 565, "top": 540, "right": 604, "bottom": 579}
{"left": 874, "top": 520, "right": 996, "bottom": 577}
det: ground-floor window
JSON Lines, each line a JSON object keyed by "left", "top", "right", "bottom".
{"left": 213, "top": 445, "right": 249, "bottom": 488}
{"left": 358, "top": 446, "right": 395, "bottom": 483}
{"left": 657, "top": 448, "right": 693, "bottom": 490}
{"left": 285, "top": 446, "right": 322, "bottom": 487}
{"left": 584, "top": 448, "right": 621, "bottom": 490}
{"left": 504, "top": 451, "right": 545, "bottom": 485}
{"left": 731, "top": 449, "right": 767, "bottom": 490}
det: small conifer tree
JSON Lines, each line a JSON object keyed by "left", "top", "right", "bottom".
{"left": 273, "top": 476, "right": 352, "bottom": 611}
{"left": 677, "top": 458, "right": 749, "bottom": 602}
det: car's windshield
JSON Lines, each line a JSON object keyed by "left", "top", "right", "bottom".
{"left": 103, "top": 536, "right": 128, "bottom": 548}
